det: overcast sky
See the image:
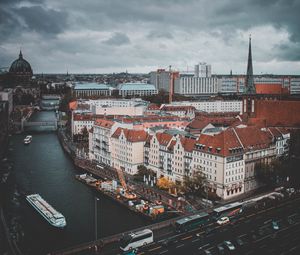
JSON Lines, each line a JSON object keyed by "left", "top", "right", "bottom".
{"left": 1, "top": 0, "right": 300, "bottom": 74}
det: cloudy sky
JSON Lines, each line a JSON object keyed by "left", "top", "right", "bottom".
{"left": 1, "top": 0, "right": 300, "bottom": 74}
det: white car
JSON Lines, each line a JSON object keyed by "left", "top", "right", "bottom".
{"left": 223, "top": 240, "right": 235, "bottom": 251}
{"left": 217, "top": 217, "right": 230, "bottom": 225}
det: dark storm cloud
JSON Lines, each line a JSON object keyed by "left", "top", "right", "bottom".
{"left": 15, "top": 6, "right": 67, "bottom": 35}
{"left": 103, "top": 32, "right": 130, "bottom": 46}
{"left": 0, "top": 0, "right": 67, "bottom": 42}
{"left": 1, "top": 0, "right": 300, "bottom": 72}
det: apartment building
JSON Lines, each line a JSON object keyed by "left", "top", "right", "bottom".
{"left": 111, "top": 128, "right": 148, "bottom": 175}
{"left": 171, "top": 100, "right": 243, "bottom": 114}
{"left": 160, "top": 105, "right": 196, "bottom": 119}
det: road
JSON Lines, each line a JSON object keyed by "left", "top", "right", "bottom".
{"left": 99, "top": 193, "right": 300, "bottom": 255}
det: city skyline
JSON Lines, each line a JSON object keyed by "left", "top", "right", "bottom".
{"left": 1, "top": 0, "right": 300, "bottom": 74}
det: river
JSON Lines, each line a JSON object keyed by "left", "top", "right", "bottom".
{"left": 3, "top": 111, "right": 150, "bottom": 254}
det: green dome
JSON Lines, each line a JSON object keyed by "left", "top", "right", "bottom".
{"left": 9, "top": 51, "right": 33, "bottom": 74}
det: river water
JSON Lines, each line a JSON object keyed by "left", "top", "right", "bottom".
{"left": 3, "top": 111, "right": 150, "bottom": 254}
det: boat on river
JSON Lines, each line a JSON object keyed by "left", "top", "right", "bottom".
{"left": 26, "top": 194, "right": 66, "bottom": 228}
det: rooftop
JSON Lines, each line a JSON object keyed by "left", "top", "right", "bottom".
{"left": 118, "top": 83, "right": 157, "bottom": 91}
{"left": 74, "top": 83, "right": 112, "bottom": 90}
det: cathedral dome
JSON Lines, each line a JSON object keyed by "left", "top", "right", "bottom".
{"left": 9, "top": 51, "right": 33, "bottom": 74}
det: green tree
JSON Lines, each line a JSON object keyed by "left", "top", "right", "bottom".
{"left": 134, "top": 165, "right": 155, "bottom": 182}
{"left": 182, "top": 169, "right": 207, "bottom": 198}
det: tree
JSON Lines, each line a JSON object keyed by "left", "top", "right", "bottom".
{"left": 157, "top": 177, "right": 174, "bottom": 190}
{"left": 182, "top": 170, "right": 207, "bottom": 198}
{"left": 134, "top": 165, "right": 155, "bottom": 182}
{"left": 81, "top": 126, "right": 89, "bottom": 142}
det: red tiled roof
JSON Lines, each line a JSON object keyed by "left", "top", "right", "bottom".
{"left": 147, "top": 103, "right": 160, "bottom": 110}
{"left": 94, "top": 119, "right": 114, "bottom": 129}
{"left": 180, "top": 137, "right": 196, "bottom": 152}
{"left": 268, "top": 127, "right": 283, "bottom": 138}
{"left": 155, "top": 132, "right": 173, "bottom": 146}
{"left": 197, "top": 128, "right": 242, "bottom": 157}
{"left": 161, "top": 105, "right": 196, "bottom": 112}
{"left": 187, "top": 119, "right": 211, "bottom": 130}
{"left": 120, "top": 115, "right": 189, "bottom": 123}
{"left": 111, "top": 128, "right": 148, "bottom": 142}
{"left": 234, "top": 126, "right": 273, "bottom": 151}
{"left": 73, "top": 114, "right": 95, "bottom": 121}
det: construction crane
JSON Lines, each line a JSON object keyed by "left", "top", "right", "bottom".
{"left": 116, "top": 168, "right": 136, "bottom": 200}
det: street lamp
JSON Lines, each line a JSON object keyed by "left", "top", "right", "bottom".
{"left": 95, "top": 197, "right": 100, "bottom": 240}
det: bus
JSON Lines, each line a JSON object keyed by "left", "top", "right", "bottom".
{"left": 175, "top": 212, "right": 210, "bottom": 233}
{"left": 120, "top": 229, "right": 153, "bottom": 251}
{"left": 212, "top": 202, "right": 243, "bottom": 219}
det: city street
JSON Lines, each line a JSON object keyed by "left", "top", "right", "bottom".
{"left": 99, "top": 194, "right": 300, "bottom": 255}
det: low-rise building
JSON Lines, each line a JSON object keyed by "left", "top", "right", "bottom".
{"left": 118, "top": 83, "right": 158, "bottom": 97}
{"left": 73, "top": 83, "right": 113, "bottom": 98}
{"left": 174, "top": 76, "right": 219, "bottom": 96}
{"left": 160, "top": 105, "right": 196, "bottom": 119}
{"left": 171, "top": 100, "right": 243, "bottom": 114}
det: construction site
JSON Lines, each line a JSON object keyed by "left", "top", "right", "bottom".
{"left": 75, "top": 167, "right": 176, "bottom": 221}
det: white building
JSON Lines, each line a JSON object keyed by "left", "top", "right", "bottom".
{"left": 266, "top": 127, "right": 290, "bottom": 157}
{"left": 171, "top": 100, "right": 243, "bottom": 114}
{"left": 118, "top": 83, "right": 158, "bottom": 97}
{"left": 144, "top": 132, "right": 196, "bottom": 183}
{"left": 174, "top": 76, "right": 219, "bottom": 96}
{"left": 71, "top": 113, "right": 95, "bottom": 136}
{"left": 194, "top": 63, "right": 212, "bottom": 78}
{"left": 74, "top": 98, "right": 148, "bottom": 116}
{"left": 160, "top": 105, "right": 196, "bottom": 119}
{"left": 89, "top": 119, "right": 133, "bottom": 165}
{"left": 73, "top": 83, "right": 113, "bottom": 98}
{"left": 290, "top": 78, "right": 300, "bottom": 94}
{"left": 111, "top": 128, "right": 148, "bottom": 175}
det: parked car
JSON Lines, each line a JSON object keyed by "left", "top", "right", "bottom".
{"left": 272, "top": 220, "right": 279, "bottom": 230}
{"left": 217, "top": 244, "right": 225, "bottom": 254}
{"left": 223, "top": 241, "right": 236, "bottom": 251}
{"left": 235, "top": 237, "right": 244, "bottom": 247}
{"left": 217, "top": 217, "right": 230, "bottom": 225}
{"left": 162, "top": 236, "right": 177, "bottom": 247}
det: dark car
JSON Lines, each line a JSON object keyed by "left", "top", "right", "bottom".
{"left": 217, "top": 244, "right": 225, "bottom": 254}
{"left": 236, "top": 238, "right": 244, "bottom": 247}
{"left": 162, "top": 236, "right": 177, "bottom": 247}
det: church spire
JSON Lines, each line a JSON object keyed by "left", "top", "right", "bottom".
{"left": 19, "top": 49, "right": 23, "bottom": 59}
{"left": 245, "top": 35, "right": 255, "bottom": 94}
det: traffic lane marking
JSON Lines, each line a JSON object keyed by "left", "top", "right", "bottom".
{"left": 159, "top": 250, "right": 169, "bottom": 255}
{"left": 198, "top": 243, "right": 210, "bottom": 250}
{"left": 148, "top": 246, "right": 162, "bottom": 252}
{"left": 176, "top": 244, "right": 185, "bottom": 248}
{"left": 181, "top": 235, "right": 193, "bottom": 241}
{"left": 192, "top": 238, "right": 201, "bottom": 243}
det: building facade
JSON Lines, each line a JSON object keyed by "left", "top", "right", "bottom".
{"left": 118, "top": 83, "right": 158, "bottom": 97}
{"left": 174, "top": 76, "right": 219, "bottom": 96}
{"left": 111, "top": 128, "right": 148, "bottom": 175}
{"left": 171, "top": 100, "right": 243, "bottom": 114}
{"left": 73, "top": 83, "right": 113, "bottom": 98}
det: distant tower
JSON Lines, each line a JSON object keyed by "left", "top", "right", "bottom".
{"left": 245, "top": 36, "right": 256, "bottom": 94}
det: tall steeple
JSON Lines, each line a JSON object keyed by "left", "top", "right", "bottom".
{"left": 19, "top": 49, "right": 23, "bottom": 59}
{"left": 245, "top": 35, "right": 255, "bottom": 94}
